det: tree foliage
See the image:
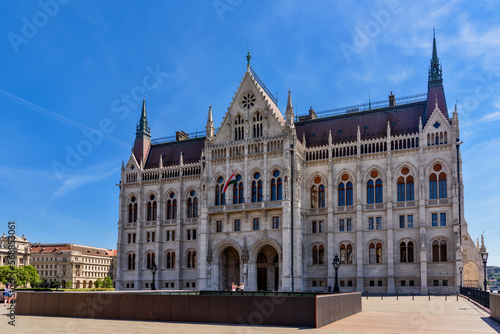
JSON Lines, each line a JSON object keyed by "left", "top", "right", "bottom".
{"left": 94, "top": 278, "right": 102, "bottom": 288}
{"left": 104, "top": 276, "right": 113, "bottom": 288}
{"left": 0, "top": 265, "right": 40, "bottom": 287}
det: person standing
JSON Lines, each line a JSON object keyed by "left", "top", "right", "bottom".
{"left": 3, "top": 283, "right": 13, "bottom": 306}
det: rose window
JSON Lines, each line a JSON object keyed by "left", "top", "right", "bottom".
{"left": 241, "top": 93, "right": 256, "bottom": 110}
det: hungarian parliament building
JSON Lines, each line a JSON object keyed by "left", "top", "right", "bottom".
{"left": 116, "top": 35, "right": 484, "bottom": 293}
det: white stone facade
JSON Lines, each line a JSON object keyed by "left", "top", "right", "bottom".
{"left": 117, "top": 48, "right": 484, "bottom": 294}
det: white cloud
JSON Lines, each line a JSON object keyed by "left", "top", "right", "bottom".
{"left": 480, "top": 111, "right": 500, "bottom": 122}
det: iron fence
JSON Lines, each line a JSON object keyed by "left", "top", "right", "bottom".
{"left": 461, "top": 286, "right": 490, "bottom": 309}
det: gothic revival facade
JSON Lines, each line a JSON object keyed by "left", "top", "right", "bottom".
{"left": 116, "top": 35, "right": 484, "bottom": 293}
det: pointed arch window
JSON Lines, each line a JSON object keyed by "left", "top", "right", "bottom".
{"left": 318, "top": 245, "right": 325, "bottom": 265}
{"left": 234, "top": 114, "right": 244, "bottom": 141}
{"left": 340, "top": 244, "right": 353, "bottom": 264}
{"left": 312, "top": 245, "right": 318, "bottom": 265}
{"left": 338, "top": 183, "right": 345, "bottom": 206}
{"left": 232, "top": 175, "right": 244, "bottom": 204}
{"left": 346, "top": 182, "right": 353, "bottom": 206}
{"left": 318, "top": 185, "right": 325, "bottom": 208}
{"left": 439, "top": 172, "right": 447, "bottom": 198}
{"left": 251, "top": 172, "right": 262, "bottom": 202}
{"left": 406, "top": 176, "right": 414, "bottom": 201}
{"left": 147, "top": 194, "right": 157, "bottom": 221}
{"left": 167, "top": 193, "right": 177, "bottom": 220}
{"left": 253, "top": 111, "right": 263, "bottom": 138}
{"left": 397, "top": 177, "right": 405, "bottom": 202}
{"left": 146, "top": 252, "right": 156, "bottom": 269}
{"left": 128, "top": 196, "right": 137, "bottom": 222}
{"left": 367, "top": 180, "right": 374, "bottom": 204}
{"left": 369, "top": 243, "right": 383, "bottom": 263}
{"left": 187, "top": 190, "right": 198, "bottom": 218}
{"left": 215, "top": 177, "right": 225, "bottom": 206}
{"left": 127, "top": 253, "right": 136, "bottom": 270}
{"left": 432, "top": 240, "right": 447, "bottom": 262}
{"left": 429, "top": 173, "right": 438, "bottom": 199}
{"left": 271, "top": 170, "right": 282, "bottom": 201}
{"left": 375, "top": 180, "right": 383, "bottom": 203}
{"left": 400, "top": 241, "right": 414, "bottom": 263}
{"left": 311, "top": 185, "right": 318, "bottom": 208}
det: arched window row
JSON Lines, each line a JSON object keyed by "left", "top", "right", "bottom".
{"left": 429, "top": 172, "right": 447, "bottom": 199}
{"left": 427, "top": 131, "right": 448, "bottom": 146}
{"left": 397, "top": 175, "right": 414, "bottom": 202}
{"left": 312, "top": 245, "right": 325, "bottom": 265}
{"left": 391, "top": 137, "right": 419, "bottom": 151}
{"left": 361, "top": 142, "right": 387, "bottom": 154}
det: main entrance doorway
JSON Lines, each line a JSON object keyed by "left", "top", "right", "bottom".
{"left": 256, "top": 245, "right": 279, "bottom": 291}
{"left": 220, "top": 247, "right": 240, "bottom": 290}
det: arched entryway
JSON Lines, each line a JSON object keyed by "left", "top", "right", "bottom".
{"left": 62, "top": 280, "right": 66, "bottom": 289}
{"left": 76, "top": 280, "right": 80, "bottom": 289}
{"left": 220, "top": 247, "right": 240, "bottom": 290}
{"left": 463, "top": 261, "right": 479, "bottom": 288}
{"left": 256, "top": 245, "right": 279, "bottom": 291}
{"left": 83, "top": 280, "right": 87, "bottom": 288}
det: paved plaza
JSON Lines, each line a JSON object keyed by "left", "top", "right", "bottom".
{"left": 2, "top": 296, "right": 499, "bottom": 333}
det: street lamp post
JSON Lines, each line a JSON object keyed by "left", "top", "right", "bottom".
{"left": 481, "top": 250, "right": 488, "bottom": 292}
{"left": 459, "top": 266, "right": 463, "bottom": 287}
{"left": 332, "top": 254, "right": 341, "bottom": 293}
{"left": 150, "top": 264, "right": 158, "bottom": 290}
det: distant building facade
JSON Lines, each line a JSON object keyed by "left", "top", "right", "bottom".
{"left": 116, "top": 35, "right": 483, "bottom": 293}
{"left": 30, "top": 243, "right": 114, "bottom": 288}
{"left": 0, "top": 233, "right": 30, "bottom": 267}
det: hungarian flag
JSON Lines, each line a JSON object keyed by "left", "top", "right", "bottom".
{"left": 223, "top": 173, "right": 237, "bottom": 194}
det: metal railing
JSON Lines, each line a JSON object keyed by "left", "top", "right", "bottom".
{"left": 296, "top": 93, "right": 427, "bottom": 120}
{"left": 250, "top": 67, "right": 278, "bottom": 106}
{"left": 461, "top": 286, "right": 490, "bottom": 309}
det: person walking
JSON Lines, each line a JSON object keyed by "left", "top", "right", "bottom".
{"left": 3, "top": 283, "right": 13, "bottom": 306}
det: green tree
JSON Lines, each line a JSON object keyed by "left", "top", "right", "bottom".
{"left": 94, "top": 278, "right": 102, "bottom": 288}
{"left": 66, "top": 280, "right": 72, "bottom": 289}
{"left": 50, "top": 281, "right": 62, "bottom": 289}
{"left": 0, "top": 265, "right": 30, "bottom": 287}
{"left": 103, "top": 276, "right": 113, "bottom": 288}
{"left": 20, "top": 265, "right": 40, "bottom": 287}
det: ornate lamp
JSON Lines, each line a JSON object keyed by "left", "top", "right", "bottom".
{"left": 332, "top": 254, "right": 341, "bottom": 293}
{"left": 150, "top": 263, "right": 158, "bottom": 290}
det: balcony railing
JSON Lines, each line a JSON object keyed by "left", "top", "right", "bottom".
{"left": 460, "top": 286, "right": 490, "bottom": 309}
{"left": 208, "top": 200, "right": 283, "bottom": 214}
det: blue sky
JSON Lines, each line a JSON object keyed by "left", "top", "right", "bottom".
{"left": 1, "top": 1, "right": 499, "bottom": 265}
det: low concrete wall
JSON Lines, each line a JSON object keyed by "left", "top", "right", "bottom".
{"left": 316, "top": 292, "right": 362, "bottom": 327}
{"left": 491, "top": 293, "right": 500, "bottom": 323}
{"left": 17, "top": 291, "right": 361, "bottom": 328}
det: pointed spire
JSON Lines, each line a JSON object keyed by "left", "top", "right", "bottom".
{"left": 328, "top": 130, "right": 332, "bottom": 146}
{"left": 206, "top": 105, "right": 215, "bottom": 140}
{"left": 302, "top": 133, "right": 306, "bottom": 147}
{"left": 136, "top": 94, "right": 151, "bottom": 138}
{"left": 481, "top": 234, "right": 487, "bottom": 252}
{"left": 386, "top": 121, "right": 391, "bottom": 137}
{"left": 368, "top": 92, "right": 371, "bottom": 110}
{"left": 419, "top": 116, "right": 423, "bottom": 133}
{"left": 357, "top": 125, "right": 361, "bottom": 141}
{"left": 159, "top": 155, "right": 163, "bottom": 169}
{"left": 428, "top": 29, "right": 443, "bottom": 88}
{"left": 121, "top": 161, "right": 124, "bottom": 171}
{"left": 285, "top": 90, "right": 295, "bottom": 128}
{"left": 179, "top": 151, "right": 183, "bottom": 165}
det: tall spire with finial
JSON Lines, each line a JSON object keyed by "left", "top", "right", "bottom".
{"left": 428, "top": 29, "right": 443, "bottom": 88}
{"left": 206, "top": 105, "right": 215, "bottom": 140}
{"left": 285, "top": 90, "right": 295, "bottom": 128}
{"left": 136, "top": 94, "right": 151, "bottom": 138}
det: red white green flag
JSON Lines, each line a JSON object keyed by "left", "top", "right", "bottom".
{"left": 223, "top": 173, "right": 237, "bottom": 194}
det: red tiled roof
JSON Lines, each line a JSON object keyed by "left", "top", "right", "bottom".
{"left": 30, "top": 244, "right": 111, "bottom": 257}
